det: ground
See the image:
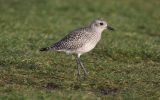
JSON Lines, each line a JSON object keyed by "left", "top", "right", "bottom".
{"left": 0, "top": 0, "right": 160, "bottom": 99}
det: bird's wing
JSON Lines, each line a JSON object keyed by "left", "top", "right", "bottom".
{"left": 50, "top": 28, "right": 90, "bottom": 51}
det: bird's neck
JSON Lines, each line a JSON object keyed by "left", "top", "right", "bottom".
{"left": 92, "top": 28, "right": 104, "bottom": 34}
{"left": 89, "top": 25, "right": 104, "bottom": 34}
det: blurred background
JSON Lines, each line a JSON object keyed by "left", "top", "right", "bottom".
{"left": 0, "top": 0, "right": 160, "bottom": 99}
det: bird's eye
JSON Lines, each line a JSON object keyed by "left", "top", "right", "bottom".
{"left": 100, "top": 22, "right": 103, "bottom": 25}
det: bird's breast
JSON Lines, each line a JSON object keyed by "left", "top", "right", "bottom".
{"left": 76, "top": 33, "right": 101, "bottom": 54}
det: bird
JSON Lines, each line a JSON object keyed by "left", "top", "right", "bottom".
{"left": 40, "top": 18, "right": 114, "bottom": 78}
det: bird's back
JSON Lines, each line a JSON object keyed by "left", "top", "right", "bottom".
{"left": 50, "top": 27, "right": 93, "bottom": 52}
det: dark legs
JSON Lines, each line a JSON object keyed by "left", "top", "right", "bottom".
{"left": 76, "top": 56, "right": 88, "bottom": 78}
{"left": 76, "top": 59, "right": 81, "bottom": 78}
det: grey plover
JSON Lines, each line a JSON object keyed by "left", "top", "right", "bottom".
{"left": 40, "top": 18, "right": 114, "bottom": 78}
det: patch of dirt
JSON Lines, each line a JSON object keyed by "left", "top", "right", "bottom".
{"left": 99, "top": 87, "right": 119, "bottom": 95}
{"left": 44, "top": 83, "right": 60, "bottom": 91}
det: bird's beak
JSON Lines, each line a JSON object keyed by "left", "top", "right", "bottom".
{"left": 107, "top": 26, "right": 115, "bottom": 31}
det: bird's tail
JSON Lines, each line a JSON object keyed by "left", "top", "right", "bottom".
{"left": 39, "top": 47, "right": 51, "bottom": 51}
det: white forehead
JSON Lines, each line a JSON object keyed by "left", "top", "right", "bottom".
{"left": 94, "top": 19, "right": 107, "bottom": 24}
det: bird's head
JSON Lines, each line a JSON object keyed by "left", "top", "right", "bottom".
{"left": 90, "top": 18, "right": 115, "bottom": 32}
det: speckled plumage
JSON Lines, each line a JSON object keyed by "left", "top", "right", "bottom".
{"left": 51, "top": 27, "right": 91, "bottom": 51}
{"left": 50, "top": 27, "right": 101, "bottom": 54}
{"left": 40, "top": 19, "right": 114, "bottom": 78}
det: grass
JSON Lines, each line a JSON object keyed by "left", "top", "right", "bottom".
{"left": 0, "top": 0, "right": 160, "bottom": 99}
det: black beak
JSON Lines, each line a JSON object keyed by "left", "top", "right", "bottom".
{"left": 107, "top": 26, "right": 115, "bottom": 31}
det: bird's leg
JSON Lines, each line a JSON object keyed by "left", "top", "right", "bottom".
{"left": 77, "top": 57, "right": 89, "bottom": 77}
{"left": 76, "top": 58, "right": 81, "bottom": 78}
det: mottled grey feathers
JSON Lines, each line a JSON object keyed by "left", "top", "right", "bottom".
{"left": 40, "top": 27, "right": 92, "bottom": 51}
